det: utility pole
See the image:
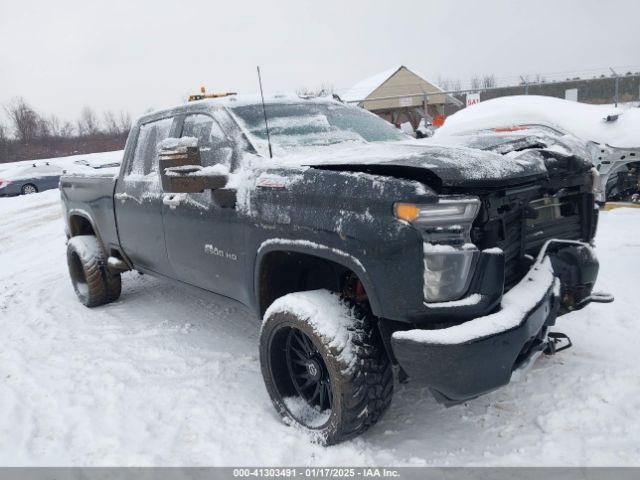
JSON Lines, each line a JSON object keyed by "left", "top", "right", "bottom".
{"left": 610, "top": 67, "right": 619, "bottom": 107}
{"left": 520, "top": 76, "right": 529, "bottom": 95}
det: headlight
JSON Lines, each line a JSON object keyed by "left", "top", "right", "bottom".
{"left": 394, "top": 196, "right": 481, "bottom": 302}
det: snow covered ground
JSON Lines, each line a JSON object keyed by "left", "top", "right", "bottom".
{"left": 1, "top": 190, "right": 639, "bottom": 466}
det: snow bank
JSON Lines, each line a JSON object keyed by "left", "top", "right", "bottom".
{"left": 436, "top": 95, "right": 640, "bottom": 148}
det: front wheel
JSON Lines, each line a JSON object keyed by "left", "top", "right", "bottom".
{"left": 260, "top": 290, "right": 393, "bottom": 445}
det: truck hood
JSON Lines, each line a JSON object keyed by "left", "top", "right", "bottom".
{"left": 287, "top": 142, "right": 550, "bottom": 189}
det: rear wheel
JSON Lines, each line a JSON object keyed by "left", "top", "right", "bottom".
{"left": 260, "top": 290, "right": 393, "bottom": 445}
{"left": 21, "top": 184, "right": 38, "bottom": 195}
{"left": 66, "top": 235, "right": 121, "bottom": 307}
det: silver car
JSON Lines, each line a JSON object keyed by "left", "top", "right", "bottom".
{"left": 0, "top": 163, "right": 65, "bottom": 196}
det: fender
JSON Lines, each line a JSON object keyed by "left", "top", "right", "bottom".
{"left": 67, "top": 208, "right": 105, "bottom": 250}
{"left": 254, "top": 239, "right": 383, "bottom": 318}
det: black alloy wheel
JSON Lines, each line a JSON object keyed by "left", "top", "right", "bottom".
{"left": 285, "top": 328, "right": 333, "bottom": 413}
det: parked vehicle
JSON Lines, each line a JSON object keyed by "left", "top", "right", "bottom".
{"left": 60, "top": 94, "right": 612, "bottom": 444}
{"left": 433, "top": 95, "right": 640, "bottom": 202}
{"left": 0, "top": 163, "right": 65, "bottom": 196}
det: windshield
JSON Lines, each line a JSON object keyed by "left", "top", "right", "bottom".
{"left": 230, "top": 102, "right": 406, "bottom": 152}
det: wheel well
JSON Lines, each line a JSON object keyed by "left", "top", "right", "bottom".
{"left": 258, "top": 251, "right": 367, "bottom": 317}
{"left": 68, "top": 215, "right": 96, "bottom": 237}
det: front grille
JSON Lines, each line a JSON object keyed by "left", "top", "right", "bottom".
{"left": 475, "top": 192, "right": 588, "bottom": 291}
{"left": 501, "top": 211, "right": 582, "bottom": 290}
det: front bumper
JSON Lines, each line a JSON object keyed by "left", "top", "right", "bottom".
{"left": 390, "top": 240, "right": 612, "bottom": 405}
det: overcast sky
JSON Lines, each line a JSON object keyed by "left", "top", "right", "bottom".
{"left": 1, "top": 0, "right": 638, "bottom": 123}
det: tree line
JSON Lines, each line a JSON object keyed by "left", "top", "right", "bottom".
{"left": 1, "top": 97, "right": 131, "bottom": 143}
{"left": 0, "top": 98, "right": 132, "bottom": 163}
{"left": 437, "top": 74, "right": 497, "bottom": 92}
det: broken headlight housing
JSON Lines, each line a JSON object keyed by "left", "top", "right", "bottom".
{"left": 394, "top": 197, "right": 481, "bottom": 302}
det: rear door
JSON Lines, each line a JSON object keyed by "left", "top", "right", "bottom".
{"left": 161, "top": 112, "right": 248, "bottom": 301}
{"left": 114, "top": 116, "right": 177, "bottom": 275}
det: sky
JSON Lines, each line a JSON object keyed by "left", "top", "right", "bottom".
{"left": 1, "top": 0, "right": 638, "bottom": 124}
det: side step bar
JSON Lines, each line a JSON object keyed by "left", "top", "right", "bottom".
{"left": 107, "top": 256, "right": 130, "bottom": 273}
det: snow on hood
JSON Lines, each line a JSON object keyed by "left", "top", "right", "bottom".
{"left": 435, "top": 95, "right": 640, "bottom": 148}
{"left": 270, "top": 140, "right": 548, "bottom": 187}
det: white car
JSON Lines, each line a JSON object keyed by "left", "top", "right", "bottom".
{"left": 432, "top": 96, "right": 640, "bottom": 202}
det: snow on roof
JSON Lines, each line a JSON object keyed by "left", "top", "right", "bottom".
{"left": 436, "top": 95, "right": 640, "bottom": 149}
{"left": 340, "top": 66, "right": 402, "bottom": 103}
{"left": 147, "top": 94, "right": 342, "bottom": 121}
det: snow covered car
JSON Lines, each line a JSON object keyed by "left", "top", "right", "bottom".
{"left": 433, "top": 95, "right": 640, "bottom": 202}
{"left": 0, "top": 162, "right": 66, "bottom": 196}
{"left": 59, "top": 94, "right": 612, "bottom": 444}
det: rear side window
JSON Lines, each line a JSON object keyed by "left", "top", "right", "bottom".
{"left": 181, "top": 114, "right": 233, "bottom": 167}
{"left": 128, "top": 117, "right": 173, "bottom": 177}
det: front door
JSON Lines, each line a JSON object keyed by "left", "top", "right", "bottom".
{"left": 114, "top": 116, "right": 175, "bottom": 275}
{"left": 161, "top": 112, "right": 247, "bottom": 302}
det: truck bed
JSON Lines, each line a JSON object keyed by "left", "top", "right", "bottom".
{"left": 60, "top": 172, "right": 120, "bottom": 255}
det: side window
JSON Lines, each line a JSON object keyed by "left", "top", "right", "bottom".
{"left": 181, "top": 114, "right": 232, "bottom": 167}
{"left": 128, "top": 117, "right": 173, "bottom": 177}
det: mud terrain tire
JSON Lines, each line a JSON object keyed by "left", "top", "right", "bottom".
{"left": 67, "top": 235, "right": 121, "bottom": 307}
{"left": 260, "top": 290, "right": 393, "bottom": 445}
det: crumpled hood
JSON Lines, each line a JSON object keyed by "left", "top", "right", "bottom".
{"left": 283, "top": 141, "right": 550, "bottom": 188}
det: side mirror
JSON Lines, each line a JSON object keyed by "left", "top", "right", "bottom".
{"left": 159, "top": 140, "right": 228, "bottom": 193}
{"left": 159, "top": 143, "right": 203, "bottom": 193}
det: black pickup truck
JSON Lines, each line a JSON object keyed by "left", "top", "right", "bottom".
{"left": 60, "top": 95, "right": 612, "bottom": 444}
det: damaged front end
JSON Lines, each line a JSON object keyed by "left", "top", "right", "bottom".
{"left": 387, "top": 149, "right": 613, "bottom": 404}
{"left": 390, "top": 239, "right": 613, "bottom": 405}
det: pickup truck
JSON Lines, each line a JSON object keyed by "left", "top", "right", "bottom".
{"left": 60, "top": 94, "right": 612, "bottom": 444}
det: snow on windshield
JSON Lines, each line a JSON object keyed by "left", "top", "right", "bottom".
{"left": 230, "top": 102, "right": 406, "bottom": 154}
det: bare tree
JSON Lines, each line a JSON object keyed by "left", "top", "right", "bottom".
{"left": 60, "top": 120, "right": 75, "bottom": 138}
{"left": 103, "top": 110, "right": 120, "bottom": 135}
{"left": 533, "top": 74, "right": 546, "bottom": 84}
{"left": 77, "top": 106, "right": 100, "bottom": 136}
{"left": 43, "top": 114, "right": 71, "bottom": 137}
{"left": 450, "top": 78, "right": 462, "bottom": 92}
{"left": 437, "top": 76, "right": 452, "bottom": 92}
{"left": 0, "top": 121, "right": 7, "bottom": 145}
{"left": 482, "top": 74, "right": 497, "bottom": 88}
{"left": 35, "top": 116, "right": 50, "bottom": 138}
{"left": 117, "top": 110, "right": 131, "bottom": 133}
{"left": 470, "top": 75, "right": 482, "bottom": 90}
{"left": 5, "top": 97, "right": 41, "bottom": 143}
{"left": 0, "top": 121, "right": 8, "bottom": 161}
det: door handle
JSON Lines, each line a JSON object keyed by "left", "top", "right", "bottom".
{"left": 162, "top": 194, "right": 182, "bottom": 208}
